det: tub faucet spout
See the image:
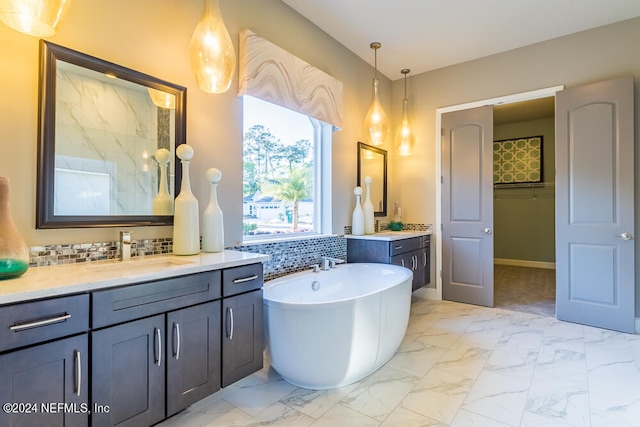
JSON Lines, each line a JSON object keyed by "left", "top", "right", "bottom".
{"left": 321, "top": 256, "right": 345, "bottom": 270}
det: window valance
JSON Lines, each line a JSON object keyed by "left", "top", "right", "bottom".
{"left": 238, "top": 29, "right": 343, "bottom": 129}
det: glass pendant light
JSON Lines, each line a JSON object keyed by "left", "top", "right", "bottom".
{"left": 0, "top": 0, "right": 69, "bottom": 37}
{"left": 395, "top": 69, "right": 415, "bottom": 156}
{"left": 364, "top": 42, "right": 389, "bottom": 146}
{"left": 189, "top": 0, "right": 236, "bottom": 94}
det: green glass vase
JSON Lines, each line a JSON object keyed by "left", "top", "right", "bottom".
{"left": 0, "top": 177, "right": 29, "bottom": 280}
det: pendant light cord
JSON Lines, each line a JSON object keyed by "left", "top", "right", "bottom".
{"left": 370, "top": 42, "right": 381, "bottom": 79}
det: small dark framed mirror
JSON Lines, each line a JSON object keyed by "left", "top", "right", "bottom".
{"left": 37, "top": 40, "right": 186, "bottom": 228}
{"left": 357, "top": 141, "right": 387, "bottom": 217}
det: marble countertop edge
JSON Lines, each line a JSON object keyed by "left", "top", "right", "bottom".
{"left": 344, "top": 231, "right": 432, "bottom": 241}
{"left": 0, "top": 250, "right": 270, "bottom": 305}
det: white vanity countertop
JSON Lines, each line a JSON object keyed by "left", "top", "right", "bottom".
{"left": 345, "top": 231, "right": 431, "bottom": 241}
{"left": 0, "top": 250, "right": 269, "bottom": 305}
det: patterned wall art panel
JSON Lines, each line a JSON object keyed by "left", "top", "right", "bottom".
{"left": 238, "top": 29, "right": 343, "bottom": 129}
{"left": 493, "top": 135, "right": 543, "bottom": 184}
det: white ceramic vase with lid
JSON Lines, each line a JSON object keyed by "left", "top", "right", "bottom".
{"left": 202, "top": 168, "right": 224, "bottom": 252}
{"left": 352, "top": 186, "right": 365, "bottom": 236}
{"left": 152, "top": 148, "right": 173, "bottom": 215}
{"left": 173, "top": 144, "right": 200, "bottom": 255}
{"left": 363, "top": 176, "right": 375, "bottom": 234}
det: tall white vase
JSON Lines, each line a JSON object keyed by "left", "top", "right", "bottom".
{"left": 352, "top": 186, "right": 365, "bottom": 236}
{"left": 202, "top": 168, "right": 224, "bottom": 252}
{"left": 363, "top": 176, "right": 375, "bottom": 234}
{"left": 152, "top": 148, "right": 173, "bottom": 215}
{"left": 173, "top": 144, "right": 200, "bottom": 255}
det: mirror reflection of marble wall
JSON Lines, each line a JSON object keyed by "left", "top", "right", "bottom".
{"left": 54, "top": 61, "right": 174, "bottom": 216}
{"left": 360, "top": 146, "right": 385, "bottom": 212}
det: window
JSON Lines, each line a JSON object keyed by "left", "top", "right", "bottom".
{"left": 242, "top": 96, "right": 332, "bottom": 240}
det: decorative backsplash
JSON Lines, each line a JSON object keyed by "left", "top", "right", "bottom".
{"left": 29, "top": 238, "right": 173, "bottom": 267}
{"left": 27, "top": 235, "right": 347, "bottom": 281}
{"left": 27, "top": 224, "right": 430, "bottom": 280}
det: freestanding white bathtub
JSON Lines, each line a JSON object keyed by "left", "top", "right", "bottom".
{"left": 263, "top": 263, "right": 412, "bottom": 389}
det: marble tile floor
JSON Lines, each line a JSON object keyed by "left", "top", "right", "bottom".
{"left": 158, "top": 294, "right": 640, "bottom": 427}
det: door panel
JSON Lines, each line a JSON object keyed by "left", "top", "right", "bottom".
{"left": 451, "top": 237, "right": 483, "bottom": 286}
{"left": 442, "top": 105, "right": 494, "bottom": 307}
{"left": 556, "top": 76, "right": 635, "bottom": 333}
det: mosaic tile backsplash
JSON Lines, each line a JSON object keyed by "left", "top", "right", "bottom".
{"left": 27, "top": 223, "right": 429, "bottom": 281}
{"left": 27, "top": 235, "right": 347, "bottom": 281}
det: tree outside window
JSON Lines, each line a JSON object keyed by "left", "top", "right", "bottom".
{"left": 242, "top": 96, "right": 315, "bottom": 237}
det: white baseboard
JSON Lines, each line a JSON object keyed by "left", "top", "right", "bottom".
{"left": 494, "top": 258, "right": 556, "bottom": 270}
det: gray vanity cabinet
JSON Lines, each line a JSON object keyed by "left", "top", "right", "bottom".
{"left": 347, "top": 235, "right": 431, "bottom": 291}
{"left": 0, "top": 294, "right": 90, "bottom": 427}
{"left": 91, "top": 271, "right": 222, "bottom": 427}
{"left": 221, "top": 263, "right": 264, "bottom": 387}
{"left": 0, "top": 334, "right": 89, "bottom": 427}
{"left": 91, "top": 315, "right": 166, "bottom": 427}
{"left": 166, "top": 301, "right": 221, "bottom": 416}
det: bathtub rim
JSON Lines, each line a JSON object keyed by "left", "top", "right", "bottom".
{"left": 263, "top": 262, "right": 413, "bottom": 309}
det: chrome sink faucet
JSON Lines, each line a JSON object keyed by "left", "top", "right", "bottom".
{"left": 120, "top": 231, "right": 131, "bottom": 261}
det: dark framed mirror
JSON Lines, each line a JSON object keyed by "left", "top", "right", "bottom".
{"left": 37, "top": 40, "right": 186, "bottom": 228}
{"left": 357, "top": 141, "right": 387, "bottom": 217}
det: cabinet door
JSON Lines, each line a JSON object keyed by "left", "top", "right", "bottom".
{"left": 0, "top": 334, "right": 88, "bottom": 427}
{"left": 392, "top": 251, "right": 424, "bottom": 291}
{"left": 166, "top": 301, "right": 221, "bottom": 416}
{"left": 92, "top": 315, "right": 165, "bottom": 427}
{"left": 222, "top": 289, "right": 263, "bottom": 387}
{"left": 413, "top": 248, "right": 428, "bottom": 291}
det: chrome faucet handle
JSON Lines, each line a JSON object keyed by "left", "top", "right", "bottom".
{"left": 120, "top": 231, "right": 131, "bottom": 261}
{"left": 311, "top": 264, "right": 321, "bottom": 273}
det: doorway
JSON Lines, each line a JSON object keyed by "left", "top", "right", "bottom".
{"left": 492, "top": 97, "right": 556, "bottom": 316}
{"left": 434, "top": 85, "right": 563, "bottom": 304}
{"left": 436, "top": 77, "right": 635, "bottom": 333}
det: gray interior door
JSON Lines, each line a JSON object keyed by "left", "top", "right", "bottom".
{"left": 442, "top": 105, "right": 494, "bottom": 307}
{"left": 555, "top": 76, "right": 635, "bottom": 333}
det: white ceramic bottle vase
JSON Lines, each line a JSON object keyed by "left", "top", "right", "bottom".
{"left": 352, "top": 186, "right": 365, "bottom": 236}
{"left": 152, "top": 148, "right": 173, "bottom": 215}
{"left": 173, "top": 144, "right": 200, "bottom": 255}
{"left": 202, "top": 168, "right": 224, "bottom": 252}
{"left": 363, "top": 176, "right": 375, "bottom": 234}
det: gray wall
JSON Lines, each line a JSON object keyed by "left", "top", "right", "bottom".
{"left": 493, "top": 118, "right": 555, "bottom": 264}
{"left": 389, "top": 17, "right": 640, "bottom": 313}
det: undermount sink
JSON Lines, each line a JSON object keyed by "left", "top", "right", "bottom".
{"left": 86, "top": 257, "right": 195, "bottom": 273}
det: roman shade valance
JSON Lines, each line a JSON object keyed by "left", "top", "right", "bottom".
{"left": 238, "top": 29, "right": 343, "bottom": 129}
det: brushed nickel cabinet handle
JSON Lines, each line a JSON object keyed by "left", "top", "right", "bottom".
{"left": 74, "top": 350, "right": 81, "bottom": 397}
{"left": 173, "top": 322, "right": 180, "bottom": 360}
{"left": 233, "top": 275, "right": 258, "bottom": 284}
{"left": 155, "top": 328, "right": 162, "bottom": 367}
{"left": 10, "top": 313, "right": 71, "bottom": 331}
{"left": 227, "top": 307, "right": 234, "bottom": 340}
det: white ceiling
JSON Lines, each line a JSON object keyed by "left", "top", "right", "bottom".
{"left": 281, "top": 0, "right": 640, "bottom": 80}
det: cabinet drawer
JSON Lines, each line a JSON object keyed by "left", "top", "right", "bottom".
{"left": 389, "top": 237, "right": 421, "bottom": 257}
{"left": 93, "top": 271, "right": 221, "bottom": 328}
{"left": 222, "top": 263, "right": 263, "bottom": 297}
{"left": 0, "top": 294, "right": 89, "bottom": 353}
{"left": 421, "top": 235, "right": 431, "bottom": 248}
